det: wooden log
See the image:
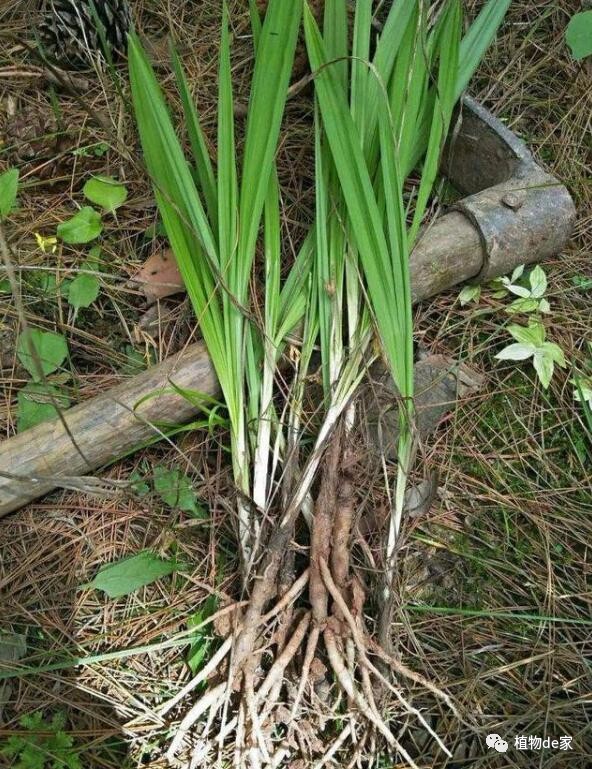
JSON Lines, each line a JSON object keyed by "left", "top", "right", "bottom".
{"left": 0, "top": 342, "right": 216, "bottom": 517}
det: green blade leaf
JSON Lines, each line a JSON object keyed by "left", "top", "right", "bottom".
{"left": 304, "top": 5, "right": 401, "bottom": 385}
{"left": 84, "top": 550, "right": 181, "bottom": 598}
{"left": 408, "top": 0, "right": 461, "bottom": 244}
{"left": 217, "top": 1, "right": 238, "bottom": 288}
{"left": 237, "top": 0, "right": 303, "bottom": 295}
{"left": 457, "top": 0, "right": 512, "bottom": 96}
{"left": 170, "top": 43, "right": 218, "bottom": 229}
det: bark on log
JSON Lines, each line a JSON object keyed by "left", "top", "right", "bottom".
{"left": 0, "top": 342, "right": 216, "bottom": 516}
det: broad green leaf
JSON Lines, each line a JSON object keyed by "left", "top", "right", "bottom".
{"left": 566, "top": 11, "right": 592, "bottom": 60}
{"left": 57, "top": 207, "right": 103, "bottom": 244}
{"left": 153, "top": 465, "right": 206, "bottom": 517}
{"left": 459, "top": 284, "right": 481, "bottom": 305}
{"left": 68, "top": 271, "right": 100, "bottom": 309}
{"left": 533, "top": 350, "right": 554, "bottom": 389}
{"left": 510, "top": 264, "right": 525, "bottom": 282}
{"left": 0, "top": 279, "right": 10, "bottom": 293}
{"left": 84, "top": 550, "right": 180, "bottom": 598}
{"left": 505, "top": 297, "right": 540, "bottom": 314}
{"left": 506, "top": 283, "right": 532, "bottom": 299}
{"left": 0, "top": 168, "right": 19, "bottom": 219}
{"left": 495, "top": 343, "right": 535, "bottom": 361}
{"left": 508, "top": 321, "right": 545, "bottom": 348}
{"left": 17, "top": 382, "right": 70, "bottom": 432}
{"left": 83, "top": 175, "right": 127, "bottom": 212}
{"left": 17, "top": 328, "right": 68, "bottom": 379}
{"left": 540, "top": 341, "right": 566, "bottom": 367}
{"left": 529, "top": 265, "right": 547, "bottom": 298}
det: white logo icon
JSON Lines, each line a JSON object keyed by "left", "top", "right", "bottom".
{"left": 486, "top": 734, "right": 509, "bottom": 753}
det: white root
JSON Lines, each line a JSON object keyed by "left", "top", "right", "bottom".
{"left": 289, "top": 624, "right": 320, "bottom": 722}
{"left": 167, "top": 681, "right": 226, "bottom": 760}
{"left": 159, "top": 636, "right": 233, "bottom": 717}
{"left": 234, "top": 701, "right": 246, "bottom": 769}
{"left": 369, "top": 639, "right": 459, "bottom": 718}
{"left": 323, "top": 627, "right": 396, "bottom": 748}
{"left": 319, "top": 558, "right": 453, "bottom": 760}
{"left": 360, "top": 655, "right": 452, "bottom": 759}
{"left": 257, "top": 612, "right": 311, "bottom": 702}
{"left": 245, "top": 673, "right": 271, "bottom": 764}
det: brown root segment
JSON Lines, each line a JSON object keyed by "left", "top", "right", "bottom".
{"left": 330, "top": 446, "right": 355, "bottom": 619}
{"left": 166, "top": 428, "right": 454, "bottom": 766}
{"left": 309, "top": 433, "right": 340, "bottom": 625}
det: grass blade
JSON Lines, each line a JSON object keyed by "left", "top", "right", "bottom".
{"left": 170, "top": 43, "right": 218, "bottom": 232}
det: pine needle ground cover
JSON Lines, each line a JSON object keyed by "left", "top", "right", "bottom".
{"left": 0, "top": 1, "right": 590, "bottom": 767}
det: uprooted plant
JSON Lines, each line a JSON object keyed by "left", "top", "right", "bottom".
{"left": 128, "top": 0, "right": 510, "bottom": 764}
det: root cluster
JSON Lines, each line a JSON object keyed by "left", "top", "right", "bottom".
{"left": 160, "top": 431, "right": 456, "bottom": 768}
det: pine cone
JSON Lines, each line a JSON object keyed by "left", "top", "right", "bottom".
{"left": 39, "top": 0, "right": 132, "bottom": 69}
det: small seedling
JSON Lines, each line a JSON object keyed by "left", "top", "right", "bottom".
{"left": 34, "top": 233, "right": 58, "bottom": 254}
{"left": 496, "top": 320, "right": 566, "bottom": 389}
{"left": 57, "top": 206, "right": 103, "bottom": 244}
{"left": 67, "top": 246, "right": 102, "bottom": 312}
{"left": 17, "top": 381, "right": 70, "bottom": 432}
{"left": 187, "top": 594, "right": 218, "bottom": 673}
{"left": 572, "top": 342, "right": 592, "bottom": 447}
{"left": 17, "top": 328, "right": 68, "bottom": 380}
{"left": 72, "top": 141, "right": 109, "bottom": 158}
{"left": 571, "top": 274, "right": 592, "bottom": 292}
{"left": 0, "top": 711, "right": 82, "bottom": 769}
{"left": 458, "top": 283, "right": 481, "bottom": 305}
{"left": 153, "top": 464, "right": 207, "bottom": 518}
{"left": 493, "top": 264, "right": 550, "bottom": 314}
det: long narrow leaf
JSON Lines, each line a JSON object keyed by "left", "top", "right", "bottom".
{"left": 236, "top": 0, "right": 303, "bottom": 297}
{"left": 304, "top": 6, "right": 401, "bottom": 384}
{"left": 170, "top": 44, "right": 218, "bottom": 232}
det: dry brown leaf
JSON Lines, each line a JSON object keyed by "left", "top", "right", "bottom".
{"left": 133, "top": 249, "right": 185, "bottom": 303}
